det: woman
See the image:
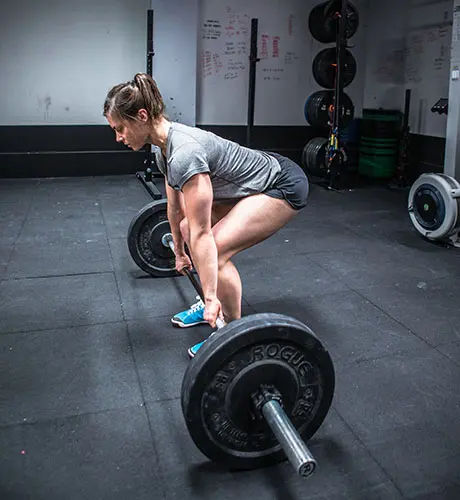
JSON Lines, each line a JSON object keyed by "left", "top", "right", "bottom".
{"left": 103, "top": 73, "right": 309, "bottom": 357}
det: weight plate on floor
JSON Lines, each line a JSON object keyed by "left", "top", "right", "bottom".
{"left": 127, "top": 199, "right": 177, "bottom": 277}
{"left": 312, "top": 48, "right": 357, "bottom": 89}
{"left": 181, "top": 313, "right": 335, "bottom": 470}
{"left": 408, "top": 173, "right": 460, "bottom": 240}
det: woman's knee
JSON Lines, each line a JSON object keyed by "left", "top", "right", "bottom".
{"left": 213, "top": 227, "right": 232, "bottom": 267}
{"left": 217, "top": 253, "right": 230, "bottom": 271}
{"left": 179, "top": 217, "right": 190, "bottom": 243}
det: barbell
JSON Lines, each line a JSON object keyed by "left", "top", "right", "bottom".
{"left": 127, "top": 199, "right": 335, "bottom": 477}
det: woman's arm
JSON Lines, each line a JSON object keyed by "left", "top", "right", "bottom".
{"left": 181, "top": 173, "right": 221, "bottom": 324}
{"left": 165, "top": 179, "right": 187, "bottom": 257}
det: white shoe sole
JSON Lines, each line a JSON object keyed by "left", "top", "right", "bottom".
{"left": 171, "top": 318, "right": 208, "bottom": 328}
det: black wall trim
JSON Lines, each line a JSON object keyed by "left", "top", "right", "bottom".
{"left": 0, "top": 151, "right": 147, "bottom": 179}
{"left": 408, "top": 134, "right": 445, "bottom": 176}
{"left": 0, "top": 124, "right": 318, "bottom": 178}
{"left": 0, "top": 125, "right": 125, "bottom": 153}
{"left": 0, "top": 125, "right": 148, "bottom": 178}
{"left": 198, "top": 125, "right": 321, "bottom": 151}
{"left": 0, "top": 125, "right": 446, "bottom": 179}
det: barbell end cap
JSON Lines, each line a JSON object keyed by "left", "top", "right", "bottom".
{"left": 298, "top": 460, "right": 317, "bottom": 478}
{"left": 161, "top": 232, "right": 174, "bottom": 250}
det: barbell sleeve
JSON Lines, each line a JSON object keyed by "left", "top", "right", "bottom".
{"left": 262, "top": 400, "right": 317, "bottom": 478}
{"left": 162, "top": 232, "right": 226, "bottom": 330}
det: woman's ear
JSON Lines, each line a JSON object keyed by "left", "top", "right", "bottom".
{"left": 137, "top": 108, "right": 149, "bottom": 122}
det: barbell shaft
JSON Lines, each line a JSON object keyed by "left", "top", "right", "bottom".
{"left": 262, "top": 400, "right": 317, "bottom": 478}
{"left": 162, "top": 233, "right": 226, "bottom": 329}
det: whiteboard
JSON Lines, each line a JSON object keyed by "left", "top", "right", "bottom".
{"left": 404, "top": 0, "right": 453, "bottom": 136}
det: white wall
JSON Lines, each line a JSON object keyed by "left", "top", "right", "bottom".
{"left": 362, "top": 0, "right": 409, "bottom": 111}
{"left": 151, "top": 0, "right": 198, "bottom": 126}
{"left": 0, "top": 0, "right": 453, "bottom": 135}
{"left": 363, "top": 0, "right": 453, "bottom": 137}
{"left": 0, "top": 0, "right": 149, "bottom": 125}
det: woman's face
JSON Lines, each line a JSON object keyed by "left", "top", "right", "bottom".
{"left": 107, "top": 112, "right": 149, "bottom": 151}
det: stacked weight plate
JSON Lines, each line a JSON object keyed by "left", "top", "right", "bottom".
{"left": 301, "top": 137, "right": 329, "bottom": 178}
{"left": 309, "top": 1, "right": 359, "bottom": 44}
{"left": 312, "top": 48, "right": 357, "bottom": 89}
{"left": 302, "top": 1, "right": 359, "bottom": 178}
{"left": 304, "top": 90, "right": 355, "bottom": 129}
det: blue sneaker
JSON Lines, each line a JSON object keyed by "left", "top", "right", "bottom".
{"left": 188, "top": 340, "right": 206, "bottom": 358}
{"left": 171, "top": 297, "right": 207, "bottom": 328}
{"left": 188, "top": 330, "right": 218, "bottom": 358}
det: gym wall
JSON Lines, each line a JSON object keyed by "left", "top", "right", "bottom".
{"left": 0, "top": 0, "right": 151, "bottom": 177}
{"left": 0, "top": 0, "right": 452, "bottom": 177}
{"left": 363, "top": 0, "right": 452, "bottom": 171}
{"left": 0, "top": 0, "right": 368, "bottom": 177}
{"left": 0, "top": 0, "right": 150, "bottom": 126}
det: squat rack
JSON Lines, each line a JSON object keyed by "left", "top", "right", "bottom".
{"left": 135, "top": 9, "right": 163, "bottom": 201}
{"left": 137, "top": 11, "right": 261, "bottom": 198}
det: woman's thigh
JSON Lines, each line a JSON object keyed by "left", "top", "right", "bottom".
{"left": 211, "top": 201, "right": 237, "bottom": 226}
{"left": 212, "top": 194, "right": 299, "bottom": 261}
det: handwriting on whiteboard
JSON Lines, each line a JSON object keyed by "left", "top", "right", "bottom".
{"left": 228, "top": 59, "right": 246, "bottom": 71}
{"left": 225, "top": 6, "right": 249, "bottom": 37}
{"left": 202, "top": 50, "right": 213, "bottom": 78}
{"left": 403, "top": 23, "right": 452, "bottom": 83}
{"left": 272, "top": 36, "right": 280, "bottom": 58}
{"left": 263, "top": 68, "right": 284, "bottom": 81}
{"left": 237, "top": 41, "right": 247, "bottom": 55}
{"left": 202, "top": 51, "right": 225, "bottom": 78}
{"left": 288, "top": 15, "right": 295, "bottom": 36}
{"left": 285, "top": 52, "right": 299, "bottom": 64}
{"left": 224, "top": 42, "right": 237, "bottom": 56}
{"left": 213, "top": 53, "right": 223, "bottom": 73}
{"left": 202, "top": 20, "right": 222, "bottom": 40}
{"left": 200, "top": 7, "right": 292, "bottom": 84}
{"left": 260, "top": 34, "right": 270, "bottom": 59}
{"left": 260, "top": 34, "right": 282, "bottom": 59}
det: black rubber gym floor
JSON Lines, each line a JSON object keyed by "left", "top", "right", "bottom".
{"left": 1, "top": 175, "right": 459, "bottom": 500}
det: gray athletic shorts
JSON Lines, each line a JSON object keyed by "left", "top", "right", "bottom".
{"left": 264, "top": 152, "right": 309, "bottom": 210}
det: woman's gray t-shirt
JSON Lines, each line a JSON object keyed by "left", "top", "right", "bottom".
{"left": 154, "top": 122, "right": 281, "bottom": 201}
